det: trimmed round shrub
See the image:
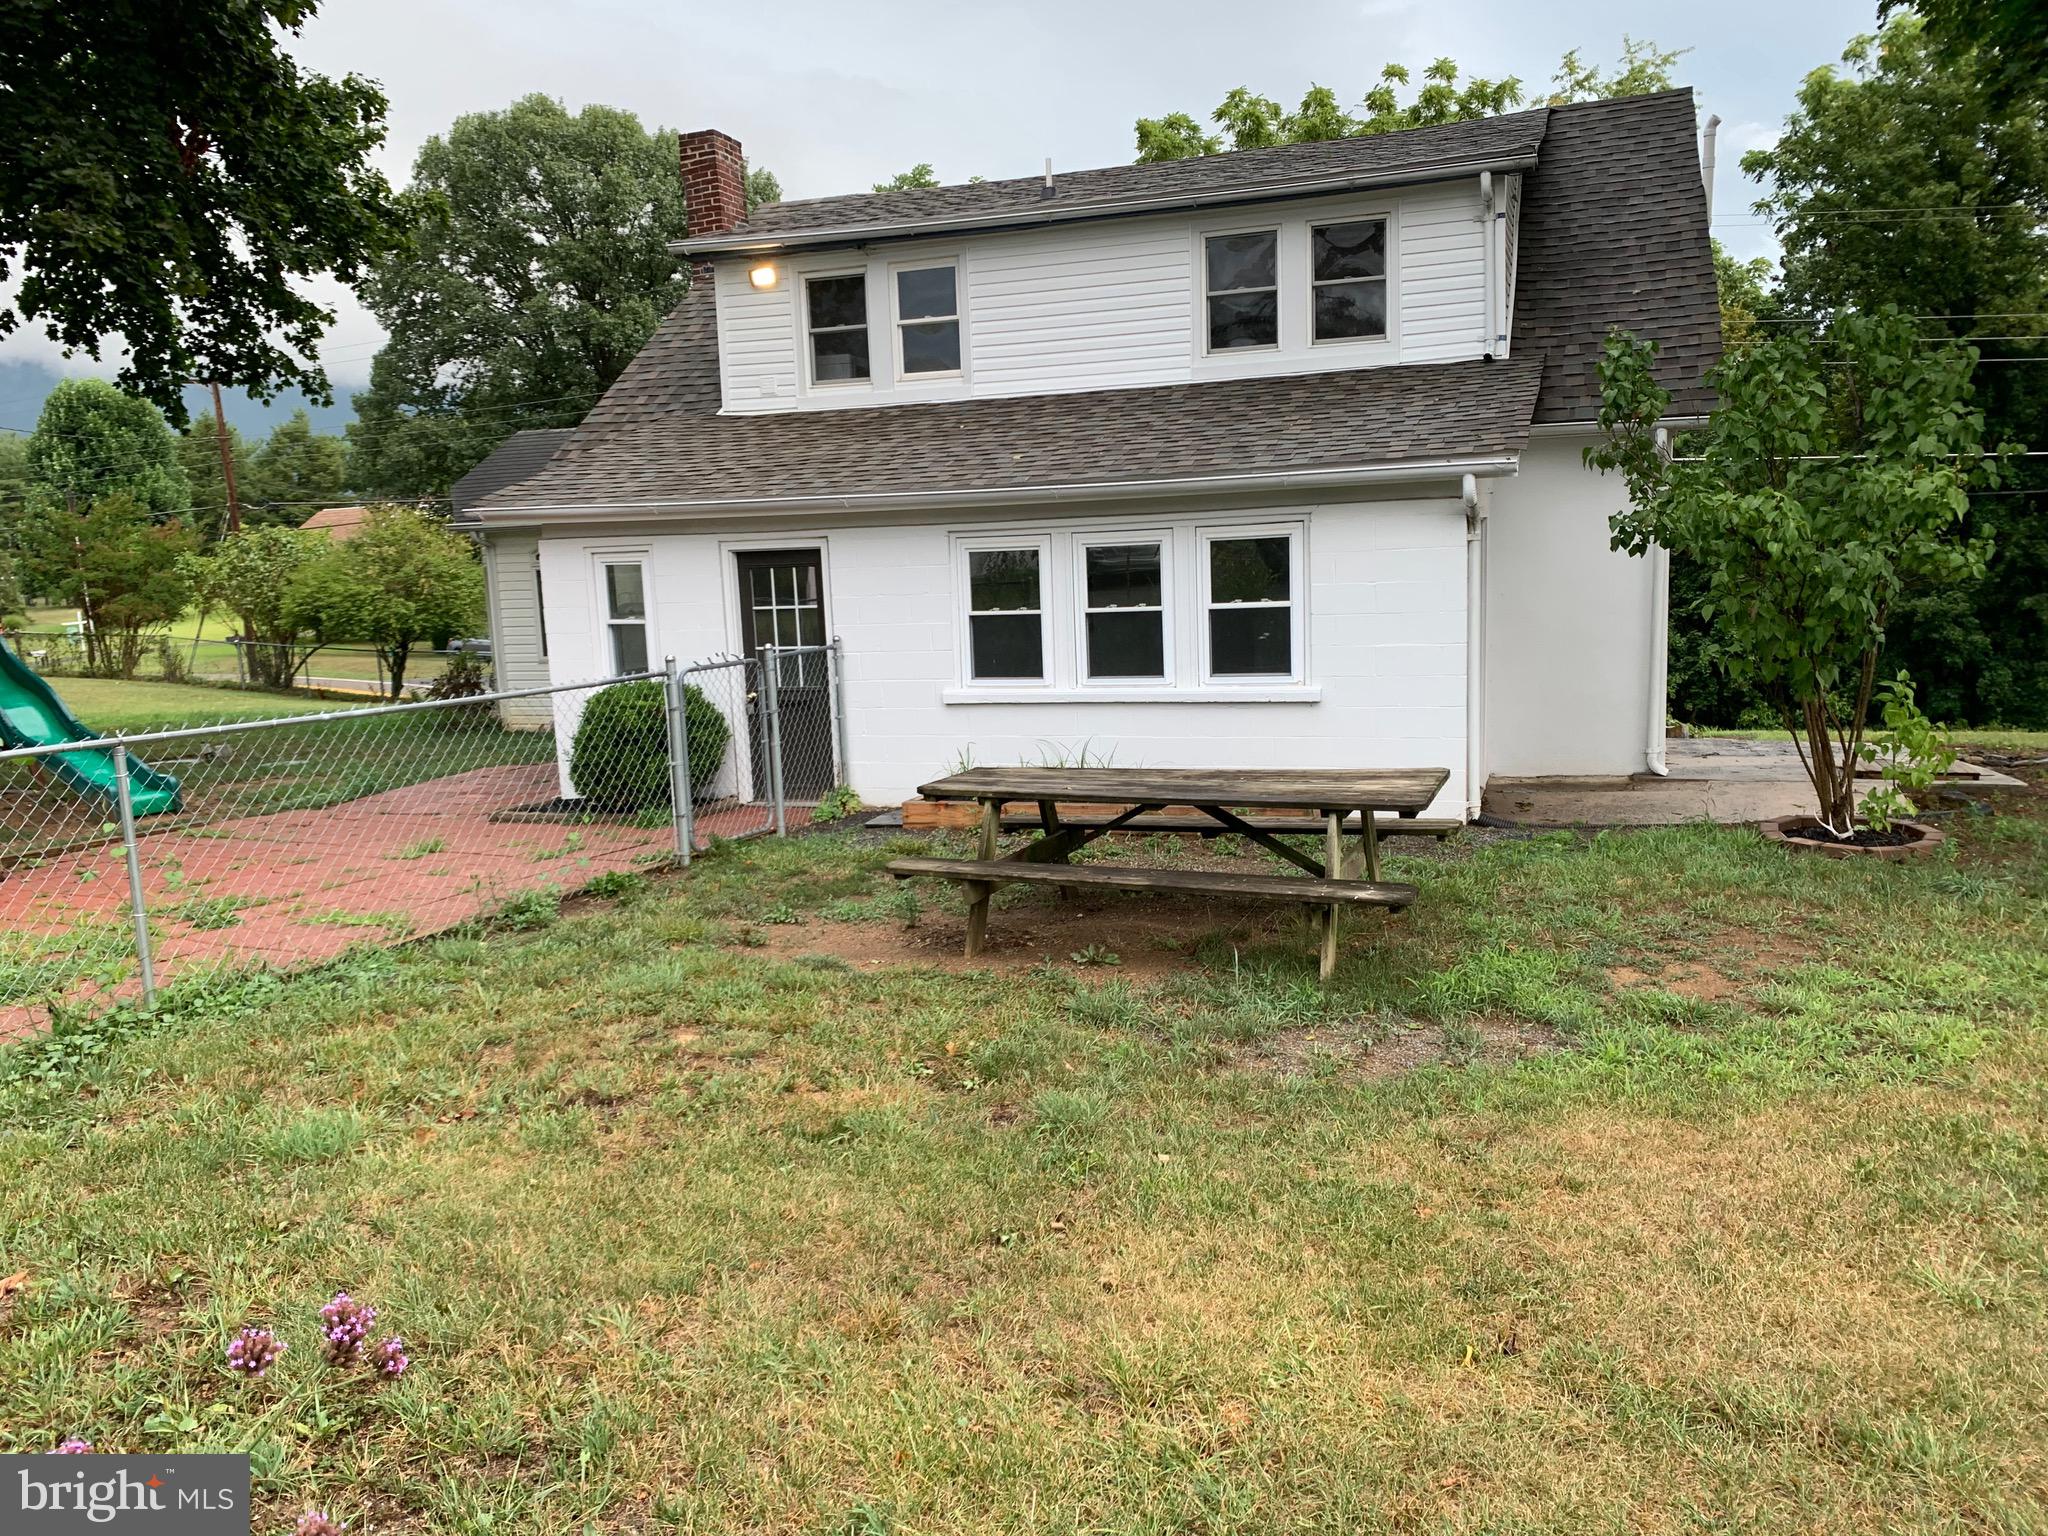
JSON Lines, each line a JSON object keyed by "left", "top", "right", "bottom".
{"left": 568, "top": 679, "right": 732, "bottom": 813}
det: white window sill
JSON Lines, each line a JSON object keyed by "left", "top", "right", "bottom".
{"left": 942, "top": 684, "right": 1320, "bottom": 705}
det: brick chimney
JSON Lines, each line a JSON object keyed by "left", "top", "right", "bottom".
{"left": 679, "top": 129, "right": 746, "bottom": 282}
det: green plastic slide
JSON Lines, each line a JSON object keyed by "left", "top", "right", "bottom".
{"left": 0, "top": 638, "right": 183, "bottom": 816}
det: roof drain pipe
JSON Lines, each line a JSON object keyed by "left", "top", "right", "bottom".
{"left": 1644, "top": 428, "right": 1674, "bottom": 777}
{"left": 1463, "top": 471, "right": 1487, "bottom": 821}
{"left": 1701, "top": 114, "right": 1721, "bottom": 222}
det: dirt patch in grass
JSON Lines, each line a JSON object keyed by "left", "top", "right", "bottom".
{"left": 739, "top": 894, "right": 1292, "bottom": 979}
{"left": 1244, "top": 1014, "right": 1564, "bottom": 1079}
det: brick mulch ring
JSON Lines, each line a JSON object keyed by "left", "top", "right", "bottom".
{"left": 1, "top": 763, "right": 805, "bottom": 1041}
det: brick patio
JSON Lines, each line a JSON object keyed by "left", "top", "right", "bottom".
{"left": 1, "top": 763, "right": 798, "bottom": 1039}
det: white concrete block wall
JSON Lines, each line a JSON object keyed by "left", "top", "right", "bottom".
{"left": 1484, "top": 433, "right": 1659, "bottom": 777}
{"left": 539, "top": 495, "right": 1473, "bottom": 817}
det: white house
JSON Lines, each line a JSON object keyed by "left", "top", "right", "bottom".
{"left": 467, "top": 91, "right": 1721, "bottom": 819}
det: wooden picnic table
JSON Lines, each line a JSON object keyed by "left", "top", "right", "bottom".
{"left": 888, "top": 766, "right": 1452, "bottom": 981}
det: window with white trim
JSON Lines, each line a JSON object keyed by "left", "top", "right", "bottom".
{"left": 964, "top": 545, "right": 1045, "bottom": 680}
{"left": 1310, "top": 219, "right": 1387, "bottom": 342}
{"left": 602, "top": 561, "right": 648, "bottom": 675}
{"left": 1202, "top": 529, "right": 1299, "bottom": 679}
{"left": 805, "top": 272, "right": 870, "bottom": 382}
{"left": 1079, "top": 536, "right": 1169, "bottom": 680}
{"left": 1203, "top": 231, "right": 1278, "bottom": 351}
{"left": 895, "top": 265, "right": 961, "bottom": 375}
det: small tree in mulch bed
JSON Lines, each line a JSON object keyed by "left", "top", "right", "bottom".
{"left": 1590, "top": 306, "right": 2016, "bottom": 836}
{"left": 569, "top": 678, "right": 731, "bottom": 814}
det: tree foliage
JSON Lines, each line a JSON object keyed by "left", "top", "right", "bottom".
{"left": 244, "top": 410, "right": 349, "bottom": 526}
{"left": 21, "top": 381, "right": 189, "bottom": 595}
{"left": 175, "top": 415, "right": 253, "bottom": 543}
{"left": 183, "top": 524, "right": 329, "bottom": 686}
{"left": 1881, "top": 0, "right": 2048, "bottom": 109}
{"left": 348, "top": 96, "right": 777, "bottom": 502}
{"left": 0, "top": 0, "right": 406, "bottom": 424}
{"left": 1741, "top": 16, "right": 2048, "bottom": 725}
{"left": 1591, "top": 312, "right": 2010, "bottom": 831}
{"left": 1134, "top": 41, "right": 1679, "bottom": 162}
{"left": 873, "top": 164, "right": 940, "bottom": 192}
{"left": 284, "top": 505, "right": 483, "bottom": 698}
{"left": 27, "top": 491, "right": 196, "bottom": 679}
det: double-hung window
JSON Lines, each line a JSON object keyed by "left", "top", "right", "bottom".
{"left": 602, "top": 561, "right": 649, "bottom": 675}
{"left": 1080, "top": 537, "right": 1168, "bottom": 680}
{"left": 1203, "top": 231, "right": 1278, "bottom": 351}
{"left": 1203, "top": 530, "right": 1299, "bottom": 679}
{"left": 805, "top": 273, "right": 870, "bottom": 382}
{"left": 1310, "top": 219, "right": 1388, "bottom": 342}
{"left": 964, "top": 545, "right": 1044, "bottom": 681}
{"left": 896, "top": 265, "right": 961, "bottom": 375}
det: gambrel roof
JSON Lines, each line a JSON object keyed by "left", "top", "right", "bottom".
{"left": 474, "top": 91, "right": 1717, "bottom": 519}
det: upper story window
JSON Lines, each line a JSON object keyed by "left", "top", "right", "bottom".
{"left": 1310, "top": 219, "right": 1388, "bottom": 343}
{"left": 1203, "top": 231, "right": 1278, "bottom": 351}
{"left": 896, "top": 265, "right": 961, "bottom": 375}
{"left": 805, "top": 273, "right": 870, "bottom": 383}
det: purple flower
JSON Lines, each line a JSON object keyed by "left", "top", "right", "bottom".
{"left": 225, "top": 1327, "right": 285, "bottom": 1378}
{"left": 294, "top": 1513, "right": 345, "bottom": 1536}
{"left": 47, "top": 1438, "right": 92, "bottom": 1454}
{"left": 368, "top": 1335, "right": 409, "bottom": 1379}
{"left": 318, "top": 1292, "right": 375, "bottom": 1365}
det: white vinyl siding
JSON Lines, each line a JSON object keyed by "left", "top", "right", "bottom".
{"left": 716, "top": 180, "right": 1492, "bottom": 413}
{"left": 482, "top": 532, "right": 550, "bottom": 727}
{"left": 1395, "top": 182, "right": 1487, "bottom": 364}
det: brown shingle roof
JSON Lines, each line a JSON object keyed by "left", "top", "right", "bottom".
{"left": 300, "top": 505, "right": 371, "bottom": 539}
{"left": 487, "top": 355, "right": 1542, "bottom": 514}
{"left": 448, "top": 428, "right": 577, "bottom": 523}
{"left": 477, "top": 90, "right": 1715, "bottom": 517}
{"left": 693, "top": 109, "right": 1552, "bottom": 253}
{"left": 1514, "top": 90, "right": 1720, "bottom": 422}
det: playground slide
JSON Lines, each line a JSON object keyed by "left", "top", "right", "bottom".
{"left": 0, "top": 639, "right": 183, "bottom": 816}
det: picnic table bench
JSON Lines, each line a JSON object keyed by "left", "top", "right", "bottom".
{"left": 888, "top": 766, "right": 1453, "bottom": 981}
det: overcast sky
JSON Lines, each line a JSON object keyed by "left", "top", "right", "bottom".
{"left": 4, "top": 0, "right": 1881, "bottom": 413}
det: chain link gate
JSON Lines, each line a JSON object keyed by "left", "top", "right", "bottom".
{"left": 1, "top": 642, "right": 850, "bottom": 1034}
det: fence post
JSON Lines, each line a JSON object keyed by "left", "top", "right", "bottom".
{"left": 828, "top": 636, "right": 853, "bottom": 792}
{"left": 663, "top": 655, "right": 694, "bottom": 867}
{"left": 233, "top": 636, "right": 246, "bottom": 688}
{"left": 112, "top": 740, "right": 158, "bottom": 1009}
{"left": 761, "top": 647, "right": 787, "bottom": 837}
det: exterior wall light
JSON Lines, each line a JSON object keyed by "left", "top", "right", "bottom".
{"left": 749, "top": 263, "right": 778, "bottom": 290}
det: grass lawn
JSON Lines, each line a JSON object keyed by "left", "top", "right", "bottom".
{"left": 1706, "top": 726, "right": 2048, "bottom": 754}
{"left": 2, "top": 777, "right": 2044, "bottom": 1532}
{"left": 45, "top": 677, "right": 340, "bottom": 734}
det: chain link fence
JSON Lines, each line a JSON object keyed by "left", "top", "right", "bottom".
{"left": 11, "top": 630, "right": 462, "bottom": 698}
{"left": 0, "top": 642, "right": 849, "bottom": 1037}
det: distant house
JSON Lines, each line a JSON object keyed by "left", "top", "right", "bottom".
{"left": 299, "top": 505, "right": 372, "bottom": 541}
{"left": 451, "top": 428, "right": 576, "bottom": 725}
{"left": 467, "top": 94, "right": 1720, "bottom": 816}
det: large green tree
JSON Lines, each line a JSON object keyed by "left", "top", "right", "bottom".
{"left": 244, "top": 409, "right": 349, "bottom": 526}
{"left": 1742, "top": 17, "right": 2048, "bottom": 725}
{"left": 286, "top": 505, "right": 484, "bottom": 697}
{"left": 348, "top": 96, "right": 778, "bottom": 501}
{"left": 1134, "top": 40, "right": 1682, "bottom": 161}
{"left": 0, "top": 0, "right": 406, "bottom": 423}
{"left": 1882, "top": 0, "right": 2048, "bottom": 108}
{"left": 21, "top": 380, "right": 190, "bottom": 594}
{"left": 184, "top": 523, "right": 329, "bottom": 686}
{"left": 176, "top": 415, "right": 254, "bottom": 543}
{"left": 27, "top": 491, "right": 197, "bottom": 679}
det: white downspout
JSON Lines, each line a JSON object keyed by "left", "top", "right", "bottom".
{"left": 1477, "top": 172, "right": 1495, "bottom": 356}
{"left": 1701, "top": 114, "right": 1721, "bottom": 225}
{"left": 1644, "top": 429, "right": 1673, "bottom": 776}
{"left": 1463, "top": 472, "right": 1487, "bottom": 818}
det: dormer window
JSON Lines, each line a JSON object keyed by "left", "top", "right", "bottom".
{"left": 1203, "top": 231, "right": 1278, "bottom": 351}
{"left": 805, "top": 273, "right": 870, "bottom": 383}
{"left": 1310, "top": 219, "right": 1387, "bottom": 342}
{"left": 896, "top": 265, "right": 961, "bottom": 375}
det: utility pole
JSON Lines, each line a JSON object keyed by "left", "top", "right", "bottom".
{"left": 207, "top": 381, "right": 243, "bottom": 534}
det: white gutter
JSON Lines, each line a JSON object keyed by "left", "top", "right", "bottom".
{"left": 1462, "top": 472, "right": 1488, "bottom": 820}
{"left": 678, "top": 152, "right": 1543, "bottom": 257}
{"left": 469, "top": 453, "right": 1524, "bottom": 529}
{"left": 1644, "top": 427, "right": 1674, "bottom": 776}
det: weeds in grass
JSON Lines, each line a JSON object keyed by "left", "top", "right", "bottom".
{"left": 582, "top": 870, "right": 645, "bottom": 901}
{"left": 165, "top": 894, "right": 255, "bottom": 931}
{"left": 494, "top": 887, "right": 561, "bottom": 931}
{"left": 392, "top": 837, "right": 446, "bottom": 861}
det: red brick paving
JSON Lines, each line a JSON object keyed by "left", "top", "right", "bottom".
{"left": 1, "top": 764, "right": 803, "bottom": 1040}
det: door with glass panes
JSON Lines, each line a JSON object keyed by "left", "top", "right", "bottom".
{"left": 735, "top": 549, "right": 834, "bottom": 801}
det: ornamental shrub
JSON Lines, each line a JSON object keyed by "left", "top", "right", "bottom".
{"left": 568, "top": 679, "right": 731, "bottom": 813}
